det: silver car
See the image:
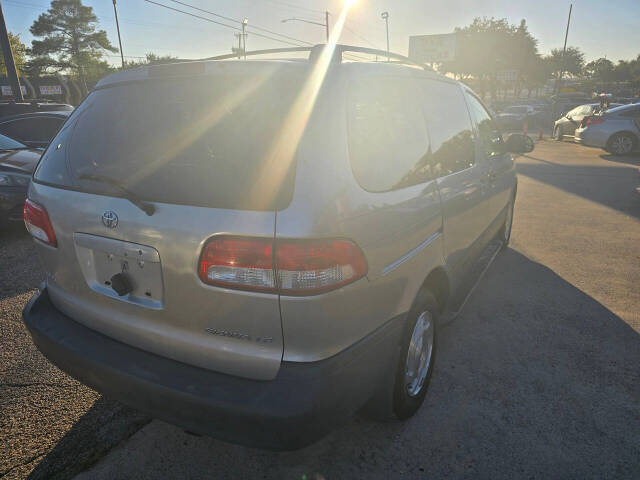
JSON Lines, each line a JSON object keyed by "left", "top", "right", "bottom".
{"left": 575, "top": 103, "right": 640, "bottom": 155}
{"left": 553, "top": 103, "right": 622, "bottom": 140}
{"left": 22, "top": 45, "right": 531, "bottom": 449}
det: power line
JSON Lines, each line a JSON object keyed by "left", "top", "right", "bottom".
{"left": 342, "top": 23, "right": 382, "bottom": 49}
{"left": 163, "top": 0, "right": 312, "bottom": 45}
{"left": 144, "top": 0, "right": 306, "bottom": 47}
{"left": 265, "top": 0, "right": 325, "bottom": 16}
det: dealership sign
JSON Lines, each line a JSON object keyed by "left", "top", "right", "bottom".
{"left": 1, "top": 85, "right": 27, "bottom": 96}
{"left": 39, "top": 85, "right": 63, "bottom": 95}
{"left": 408, "top": 33, "right": 457, "bottom": 63}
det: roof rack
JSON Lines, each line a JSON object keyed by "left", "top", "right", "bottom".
{"left": 199, "top": 44, "right": 431, "bottom": 71}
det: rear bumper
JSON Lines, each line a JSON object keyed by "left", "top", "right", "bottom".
{"left": 23, "top": 287, "right": 404, "bottom": 450}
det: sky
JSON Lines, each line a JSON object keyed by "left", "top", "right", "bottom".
{"left": 3, "top": 0, "right": 640, "bottom": 66}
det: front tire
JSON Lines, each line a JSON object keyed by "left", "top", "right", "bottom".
{"left": 607, "top": 132, "right": 636, "bottom": 156}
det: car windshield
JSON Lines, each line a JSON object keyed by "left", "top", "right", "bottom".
{"left": 0, "top": 132, "right": 27, "bottom": 150}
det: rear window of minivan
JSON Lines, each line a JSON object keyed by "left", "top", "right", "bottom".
{"left": 34, "top": 72, "right": 304, "bottom": 211}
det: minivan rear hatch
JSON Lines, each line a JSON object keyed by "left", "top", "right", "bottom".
{"left": 30, "top": 63, "right": 304, "bottom": 380}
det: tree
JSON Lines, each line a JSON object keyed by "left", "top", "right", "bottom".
{"left": 440, "top": 17, "right": 541, "bottom": 100}
{"left": 583, "top": 57, "right": 615, "bottom": 90}
{"left": 0, "top": 32, "right": 27, "bottom": 76}
{"left": 28, "top": 0, "right": 117, "bottom": 94}
{"left": 124, "top": 53, "right": 179, "bottom": 68}
{"left": 545, "top": 46, "right": 585, "bottom": 79}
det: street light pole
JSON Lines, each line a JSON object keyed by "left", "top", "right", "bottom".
{"left": 282, "top": 14, "right": 329, "bottom": 43}
{"left": 0, "top": 0, "right": 23, "bottom": 101}
{"left": 381, "top": 12, "right": 389, "bottom": 62}
{"left": 325, "top": 10, "right": 329, "bottom": 42}
{"left": 242, "top": 18, "right": 248, "bottom": 60}
{"left": 112, "top": 0, "right": 125, "bottom": 69}
{"left": 554, "top": 3, "right": 573, "bottom": 95}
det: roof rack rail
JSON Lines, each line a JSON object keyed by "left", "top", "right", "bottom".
{"left": 199, "top": 44, "right": 431, "bottom": 71}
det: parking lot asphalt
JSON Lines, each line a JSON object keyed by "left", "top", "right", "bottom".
{"left": 1, "top": 140, "right": 639, "bottom": 479}
{"left": 0, "top": 228, "right": 150, "bottom": 480}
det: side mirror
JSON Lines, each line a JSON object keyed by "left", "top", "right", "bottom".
{"left": 504, "top": 133, "right": 534, "bottom": 154}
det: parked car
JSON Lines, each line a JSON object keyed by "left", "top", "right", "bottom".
{"left": 21, "top": 46, "right": 533, "bottom": 450}
{"left": 0, "top": 111, "right": 71, "bottom": 148}
{"left": 494, "top": 105, "right": 538, "bottom": 130}
{"left": 575, "top": 103, "right": 640, "bottom": 155}
{"left": 0, "top": 100, "right": 73, "bottom": 119}
{"left": 0, "top": 133, "right": 42, "bottom": 224}
{"left": 553, "top": 103, "right": 622, "bottom": 140}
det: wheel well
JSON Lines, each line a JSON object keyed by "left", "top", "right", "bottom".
{"left": 607, "top": 131, "right": 638, "bottom": 147}
{"left": 419, "top": 267, "right": 450, "bottom": 314}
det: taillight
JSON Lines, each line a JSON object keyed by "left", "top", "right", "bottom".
{"left": 199, "top": 236, "right": 275, "bottom": 292}
{"left": 276, "top": 239, "right": 367, "bottom": 294}
{"left": 582, "top": 116, "right": 605, "bottom": 127}
{"left": 198, "top": 236, "right": 367, "bottom": 295}
{"left": 23, "top": 198, "right": 57, "bottom": 247}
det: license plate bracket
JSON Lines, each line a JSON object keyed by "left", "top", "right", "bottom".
{"left": 73, "top": 233, "right": 164, "bottom": 309}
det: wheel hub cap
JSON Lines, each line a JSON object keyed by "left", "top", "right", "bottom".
{"left": 405, "top": 311, "right": 434, "bottom": 397}
{"left": 612, "top": 136, "right": 633, "bottom": 154}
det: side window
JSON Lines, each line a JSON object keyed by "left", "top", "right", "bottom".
{"left": 421, "top": 81, "right": 475, "bottom": 176}
{"left": 347, "top": 77, "right": 430, "bottom": 192}
{"left": 464, "top": 92, "right": 504, "bottom": 156}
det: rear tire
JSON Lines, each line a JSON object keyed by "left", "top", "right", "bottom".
{"left": 392, "top": 290, "right": 438, "bottom": 419}
{"left": 362, "top": 290, "right": 438, "bottom": 421}
{"left": 607, "top": 132, "right": 637, "bottom": 156}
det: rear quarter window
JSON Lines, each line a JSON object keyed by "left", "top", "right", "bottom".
{"left": 347, "top": 77, "right": 430, "bottom": 192}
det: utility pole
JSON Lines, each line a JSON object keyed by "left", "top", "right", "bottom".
{"left": 234, "top": 32, "right": 242, "bottom": 59}
{"left": 325, "top": 11, "right": 329, "bottom": 42}
{"left": 242, "top": 18, "right": 248, "bottom": 60}
{"left": 112, "top": 0, "right": 125, "bottom": 69}
{"left": 381, "top": 12, "right": 389, "bottom": 62}
{"left": 554, "top": 3, "right": 573, "bottom": 95}
{"left": 0, "top": 1, "right": 23, "bottom": 101}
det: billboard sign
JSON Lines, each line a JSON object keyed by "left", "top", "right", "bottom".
{"left": 408, "top": 33, "right": 456, "bottom": 63}
{"left": 39, "top": 85, "right": 63, "bottom": 96}
{"left": 1, "top": 85, "right": 27, "bottom": 96}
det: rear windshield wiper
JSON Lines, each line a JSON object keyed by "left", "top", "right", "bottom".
{"left": 77, "top": 173, "right": 156, "bottom": 216}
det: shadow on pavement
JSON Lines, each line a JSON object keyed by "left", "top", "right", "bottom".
{"left": 68, "top": 249, "right": 640, "bottom": 480}
{"left": 600, "top": 152, "right": 640, "bottom": 167}
{"left": 26, "top": 397, "right": 150, "bottom": 480}
{"left": 517, "top": 160, "right": 640, "bottom": 219}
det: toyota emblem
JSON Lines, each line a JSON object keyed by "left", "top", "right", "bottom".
{"left": 102, "top": 210, "right": 118, "bottom": 228}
